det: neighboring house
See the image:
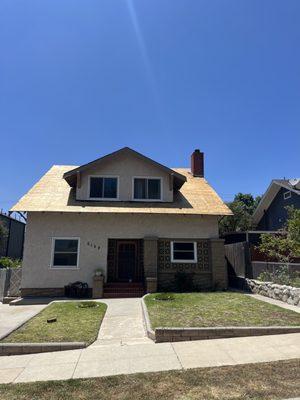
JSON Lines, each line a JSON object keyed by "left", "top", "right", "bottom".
{"left": 252, "top": 179, "right": 300, "bottom": 231}
{"left": 11, "top": 147, "right": 232, "bottom": 297}
{"left": 0, "top": 211, "right": 25, "bottom": 259}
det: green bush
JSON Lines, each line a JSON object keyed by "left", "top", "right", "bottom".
{"left": 0, "top": 257, "right": 21, "bottom": 269}
{"left": 154, "top": 293, "right": 175, "bottom": 301}
{"left": 174, "top": 272, "right": 194, "bottom": 292}
{"left": 258, "top": 265, "right": 300, "bottom": 288}
{"left": 77, "top": 301, "right": 99, "bottom": 308}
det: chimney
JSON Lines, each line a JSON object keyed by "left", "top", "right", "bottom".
{"left": 191, "top": 149, "right": 204, "bottom": 177}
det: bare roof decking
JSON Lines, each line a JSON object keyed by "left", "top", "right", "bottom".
{"left": 11, "top": 166, "right": 232, "bottom": 216}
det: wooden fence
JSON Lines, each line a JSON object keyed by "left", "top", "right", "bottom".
{"left": 224, "top": 242, "right": 251, "bottom": 289}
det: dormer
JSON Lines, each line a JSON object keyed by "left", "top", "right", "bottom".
{"left": 63, "top": 147, "right": 187, "bottom": 203}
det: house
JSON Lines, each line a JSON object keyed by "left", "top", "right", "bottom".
{"left": 252, "top": 179, "right": 300, "bottom": 231}
{"left": 0, "top": 211, "right": 25, "bottom": 260}
{"left": 11, "top": 147, "right": 232, "bottom": 297}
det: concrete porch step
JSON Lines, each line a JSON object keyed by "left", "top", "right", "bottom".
{"left": 104, "top": 282, "right": 144, "bottom": 288}
{"left": 104, "top": 286, "right": 144, "bottom": 291}
{"left": 103, "top": 292, "right": 144, "bottom": 298}
{"left": 103, "top": 282, "right": 145, "bottom": 298}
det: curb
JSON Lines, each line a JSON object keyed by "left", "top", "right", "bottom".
{"left": 0, "top": 342, "right": 86, "bottom": 356}
{"left": 141, "top": 295, "right": 155, "bottom": 341}
{"left": 154, "top": 326, "right": 300, "bottom": 342}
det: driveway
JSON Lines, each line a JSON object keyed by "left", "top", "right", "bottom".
{"left": 0, "top": 303, "right": 46, "bottom": 340}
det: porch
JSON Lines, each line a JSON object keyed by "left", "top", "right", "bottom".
{"left": 100, "top": 237, "right": 226, "bottom": 298}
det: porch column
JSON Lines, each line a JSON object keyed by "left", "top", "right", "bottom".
{"left": 143, "top": 236, "right": 158, "bottom": 293}
{"left": 210, "top": 238, "right": 228, "bottom": 290}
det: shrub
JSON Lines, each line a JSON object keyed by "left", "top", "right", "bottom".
{"left": 258, "top": 265, "right": 300, "bottom": 288}
{"left": 78, "top": 301, "right": 99, "bottom": 308}
{"left": 154, "top": 293, "right": 175, "bottom": 301}
{"left": 174, "top": 272, "right": 194, "bottom": 292}
{"left": 0, "top": 257, "right": 21, "bottom": 269}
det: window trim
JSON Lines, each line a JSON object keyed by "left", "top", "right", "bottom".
{"left": 132, "top": 176, "right": 162, "bottom": 201}
{"left": 50, "top": 237, "right": 80, "bottom": 269}
{"left": 88, "top": 175, "right": 119, "bottom": 201}
{"left": 283, "top": 190, "right": 291, "bottom": 200}
{"left": 171, "top": 241, "right": 197, "bottom": 263}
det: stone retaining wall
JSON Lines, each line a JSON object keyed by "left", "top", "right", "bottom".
{"left": 246, "top": 279, "right": 300, "bottom": 307}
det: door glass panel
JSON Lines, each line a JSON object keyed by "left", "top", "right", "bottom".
{"left": 118, "top": 242, "right": 136, "bottom": 280}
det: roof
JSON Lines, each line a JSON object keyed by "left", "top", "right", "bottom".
{"left": 252, "top": 179, "right": 300, "bottom": 225}
{"left": 10, "top": 166, "right": 232, "bottom": 216}
{"left": 63, "top": 147, "right": 186, "bottom": 191}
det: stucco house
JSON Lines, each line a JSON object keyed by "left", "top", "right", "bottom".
{"left": 11, "top": 147, "right": 232, "bottom": 297}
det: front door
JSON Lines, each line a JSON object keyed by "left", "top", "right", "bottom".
{"left": 117, "top": 241, "right": 137, "bottom": 281}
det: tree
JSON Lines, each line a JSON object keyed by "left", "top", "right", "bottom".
{"left": 0, "top": 221, "right": 8, "bottom": 249}
{"left": 259, "top": 207, "right": 300, "bottom": 263}
{"left": 219, "top": 193, "right": 261, "bottom": 235}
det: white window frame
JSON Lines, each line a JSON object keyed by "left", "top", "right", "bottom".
{"left": 283, "top": 190, "right": 291, "bottom": 200}
{"left": 132, "top": 176, "right": 162, "bottom": 201}
{"left": 50, "top": 237, "right": 80, "bottom": 269}
{"left": 171, "top": 241, "right": 197, "bottom": 263}
{"left": 88, "top": 175, "right": 119, "bottom": 201}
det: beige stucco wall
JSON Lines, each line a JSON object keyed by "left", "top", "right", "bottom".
{"left": 76, "top": 152, "right": 173, "bottom": 202}
{"left": 21, "top": 212, "right": 219, "bottom": 289}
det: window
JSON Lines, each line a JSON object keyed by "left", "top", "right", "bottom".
{"left": 51, "top": 238, "right": 79, "bottom": 268}
{"left": 171, "top": 241, "right": 197, "bottom": 263}
{"left": 283, "top": 191, "right": 291, "bottom": 200}
{"left": 89, "top": 177, "right": 118, "bottom": 199}
{"left": 133, "top": 178, "right": 161, "bottom": 200}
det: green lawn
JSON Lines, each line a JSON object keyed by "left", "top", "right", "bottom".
{"left": 144, "top": 292, "right": 300, "bottom": 328}
{"left": 0, "top": 360, "right": 299, "bottom": 400}
{"left": 1, "top": 301, "right": 107, "bottom": 345}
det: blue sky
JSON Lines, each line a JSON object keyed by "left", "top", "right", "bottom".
{"left": 1, "top": 0, "right": 299, "bottom": 212}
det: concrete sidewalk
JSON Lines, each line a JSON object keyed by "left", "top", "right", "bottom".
{"left": 0, "top": 331, "right": 299, "bottom": 384}
{"left": 247, "top": 293, "right": 300, "bottom": 313}
{"left": 0, "top": 298, "right": 299, "bottom": 384}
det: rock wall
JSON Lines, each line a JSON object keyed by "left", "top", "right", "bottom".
{"left": 246, "top": 279, "right": 300, "bottom": 307}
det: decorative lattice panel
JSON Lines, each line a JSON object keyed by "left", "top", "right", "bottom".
{"left": 7, "top": 267, "right": 22, "bottom": 297}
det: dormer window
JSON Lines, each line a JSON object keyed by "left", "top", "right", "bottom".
{"left": 89, "top": 176, "right": 118, "bottom": 200}
{"left": 133, "top": 177, "right": 161, "bottom": 201}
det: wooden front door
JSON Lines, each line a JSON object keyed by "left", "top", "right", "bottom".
{"left": 117, "top": 241, "right": 137, "bottom": 281}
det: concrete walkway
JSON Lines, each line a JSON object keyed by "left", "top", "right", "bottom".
{"left": 247, "top": 293, "right": 300, "bottom": 313}
{"left": 0, "top": 303, "right": 46, "bottom": 340}
{"left": 92, "top": 298, "right": 151, "bottom": 346}
{"left": 0, "top": 298, "right": 299, "bottom": 384}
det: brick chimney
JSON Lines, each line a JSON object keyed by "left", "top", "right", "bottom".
{"left": 191, "top": 149, "right": 204, "bottom": 177}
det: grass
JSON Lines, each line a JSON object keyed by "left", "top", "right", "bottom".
{"left": 1, "top": 301, "right": 107, "bottom": 345}
{"left": 0, "top": 359, "right": 299, "bottom": 399}
{"left": 144, "top": 292, "right": 300, "bottom": 328}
